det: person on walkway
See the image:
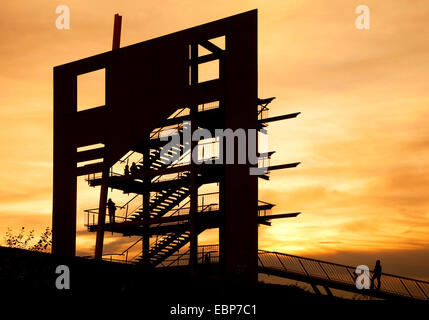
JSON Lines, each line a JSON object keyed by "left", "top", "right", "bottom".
{"left": 204, "top": 252, "right": 211, "bottom": 264}
{"left": 130, "top": 162, "right": 138, "bottom": 175}
{"left": 371, "top": 260, "right": 382, "bottom": 290}
{"left": 107, "top": 198, "right": 116, "bottom": 224}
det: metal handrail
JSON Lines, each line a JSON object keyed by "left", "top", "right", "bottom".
{"left": 85, "top": 170, "right": 122, "bottom": 182}
{"left": 258, "top": 249, "right": 429, "bottom": 282}
{"left": 97, "top": 194, "right": 220, "bottom": 263}
{"left": 165, "top": 248, "right": 191, "bottom": 267}
{"left": 82, "top": 244, "right": 429, "bottom": 300}
{"left": 120, "top": 200, "right": 194, "bottom": 261}
{"left": 257, "top": 249, "right": 429, "bottom": 300}
{"left": 257, "top": 105, "right": 269, "bottom": 121}
{"left": 257, "top": 200, "right": 274, "bottom": 216}
{"left": 132, "top": 203, "right": 219, "bottom": 264}
{"left": 120, "top": 237, "right": 142, "bottom": 256}
{"left": 120, "top": 194, "right": 140, "bottom": 209}
{"left": 147, "top": 244, "right": 429, "bottom": 301}
{"left": 119, "top": 107, "right": 188, "bottom": 164}
{"left": 84, "top": 191, "right": 219, "bottom": 229}
{"left": 84, "top": 197, "right": 140, "bottom": 224}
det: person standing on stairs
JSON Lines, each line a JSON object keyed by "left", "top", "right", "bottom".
{"left": 107, "top": 198, "right": 116, "bottom": 224}
{"left": 130, "top": 162, "right": 138, "bottom": 175}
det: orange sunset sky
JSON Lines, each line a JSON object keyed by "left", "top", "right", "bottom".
{"left": 0, "top": 1, "right": 428, "bottom": 279}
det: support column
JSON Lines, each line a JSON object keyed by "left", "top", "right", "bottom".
{"left": 95, "top": 169, "right": 109, "bottom": 259}
{"left": 223, "top": 11, "right": 258, "bottom": 283}
{"left": 189, "top": 43, "right": 199, "bottom": 273}
{"left": 52, "top": 68, "right": 77, "bottom": 257}
{"left": 142, "top": 139, "right": 150, "bottom": 266}
{"left": 218, "top": 41, "right": 227, "bottom": 273}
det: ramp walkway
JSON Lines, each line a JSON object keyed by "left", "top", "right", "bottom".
{"left": 257, "top": 249, "right": 429, "bottom": 301}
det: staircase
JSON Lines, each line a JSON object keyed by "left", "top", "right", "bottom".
{"left": 119, "top": 120, "right": 203, "bottom": 265}
{"left": 143, "top": 122, "right": 190, "bottom": 171}
{"left": 140, "top": 231, "right": 192, "bottom": 266}
{"left": 137, "top": 205, "right": 214, "bottom": 266}
{"left": 137, "top": 225, "right": 206, "bottom": 267}
{"left": 145, "top": 141, "right": 190, "bottom": 171}
{"left": 129, "top": 175, "right": 191, "bottom": 220}
{"left": 135, "top": 200, "right": 273, "bottom": 266}
{"left": 129, "top": 122, "right": 193, "bottom": 220}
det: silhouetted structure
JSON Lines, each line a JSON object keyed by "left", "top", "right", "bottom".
{"left": 52, "top": 10, "right": 301, "bottom": 282}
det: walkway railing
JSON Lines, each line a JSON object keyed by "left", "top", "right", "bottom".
{"left": 84, "top": 244, "right": 429, "bottom": 300}
{"left": 257, "top": 249, "right": 429, "bottom": 301}
{"left": 131, "top": 244, "right": 429, "bottom": 301}
{"left": 84, "top": 192, "right": 219, "bottom": 228}
{"left": 156, "top": 245, "right": 220, "bottom": 267}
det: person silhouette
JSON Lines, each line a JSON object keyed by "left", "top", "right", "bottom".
{"left": 130, "top": 162, "right": 137, "bottom": 175}
{"left": 107, "top": 198, "right": 116, "bottom": 224}
{"left": 124, "top": 164, "right": 129, "bottom": 176}
{"left": 370, "top": 260, "right": 382, "bottom": 290}
{"left": 204, "top": 252, "right": 211, "bottom": 264}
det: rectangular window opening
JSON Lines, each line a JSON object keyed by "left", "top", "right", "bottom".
{"left": 198, "top": 101, "right": 220, "bottom": 112}
{"left": 77, "top": 158, "right": 104, "bottom": 168}
{"left": 77, "top": 143, "right": 105, "bottom": 152}
{"left": 198, "top": 60, "right": 219, "bottom": 83}
{"left": 77, "top": 68, "right": 106, "bottom": 112}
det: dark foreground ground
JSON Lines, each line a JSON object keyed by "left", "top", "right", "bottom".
{"left": 0, "top": 247, "right": 426, "bottom": 317}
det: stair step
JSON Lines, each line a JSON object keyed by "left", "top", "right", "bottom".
{"left": 154, "top": 160, "right": 167, "bottom": 166}
{"left": 160, "top": 153, "right": 177, "bottom": 160}
{"left": 151, "top": 162, "right": 163, "bottom": 168}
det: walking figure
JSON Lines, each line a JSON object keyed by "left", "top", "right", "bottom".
{"left": 124, "top": 164, "right": 129, "bottom": 175}
{"left": 130, "top": 162, "right": 138, "bottom": 175}
{"left": 107, "top": 198, "right": 116, "bottom": 224}
{"left": 370, "top": 260, "right": 382, "bottom": 290}
{"left": 204, "top": 252, "right": 211, "bottom": 264}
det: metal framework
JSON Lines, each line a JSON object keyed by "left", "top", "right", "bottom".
{"left": 52, "top": 10, "right": 300, "bottom": 282}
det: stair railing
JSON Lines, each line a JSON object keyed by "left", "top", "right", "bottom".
{"left": 119, "top": 194, "right": 140, "bottom": 220}
{"left": 163, "top": 248, "right": 191, "bottom": 267}
{"left": 83, "top": 205, "right": 128, "bottom": 228}
{"left": 257, "top": 200, "right": 274, "bottom": 217}
{"left": 119, "top": 107, "right": 188, "bottom": 164}
{"left": 137, "top": 193, "right": 219, "bottom": 264}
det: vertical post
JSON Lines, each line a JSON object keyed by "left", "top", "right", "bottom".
{"left": 52, "top": 68, "right": 78, "bottom": 256}
{"left": 94, "top": 13, "right": 122, "bottom": 260}
{"left": 142, "top": 138, "right": 150, "bottom": 266}
{"left": 112, "top": 14, "right": 122, "bottom": 50}
{"left": 223, "top": 11, "right": 258, "bottom": 283}
{"left": 218, "top": 37, "right": 226, "bottom": 273}
{"left": 95, "top": 169, "right": 109, "bottom": 259}
{"left": 189, "top": 43, "right": 199, "bottom": 273}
